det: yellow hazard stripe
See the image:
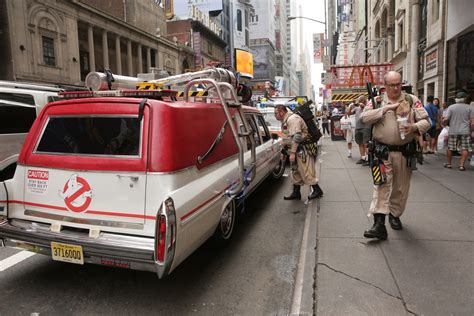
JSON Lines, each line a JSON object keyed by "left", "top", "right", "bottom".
{"left": 136, "top": 82, "right": 164, "bottom": 90}
{"left": 177, "top": 91, "right": 208, "bottom": 97}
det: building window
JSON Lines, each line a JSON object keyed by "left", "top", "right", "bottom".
{"left": 237, "top": 9, "right": 242, "bottom": 31}
{"left": 245, "top": 10, "right": 249, "bottom": 28}
{"left": 398, "top": 21, "right": 404, "bottom": 51}
{"left": 42, "top": 36, "right": 55, "bottom": 66}
{"left": 208, "top": 41, "right": 213, "bottom": 55}
{"left": 432, "top": 0, "right": 440, "bottom": 22}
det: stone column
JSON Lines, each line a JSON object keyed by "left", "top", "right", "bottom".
{"left": 155, "top": 49, "right": 161, "bottom": 68}
{"left": 87, "top": 24, "right": 96, "bottom": 72}
{"left": 127, "top": 39, "right": 133, "bottom": 76}
{"left": 137, "top": 44, "right": 143, "bottom": 73}
{"left": 146, "top": 47, "right": 151, "bottom": 72}
{"left": 410, "top": 0, "right": 420, "bottom": 89}
{"left": 115, "top": 35, "right": 122, "bottom": 75}
{"left": 157, "top": 50, "right": 163, "bottom": 69}
{"left": 387, "top": 33, "right": 394, "bottom": 61}
{"left": 102, "top": 30, "right": 109, "bottom": 69}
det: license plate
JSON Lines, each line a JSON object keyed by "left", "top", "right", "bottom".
{"left": 51, "top": 242, "right": 84, "bottom": 265}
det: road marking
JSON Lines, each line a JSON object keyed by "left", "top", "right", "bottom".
{"left": 0, "top": 251, "right": 36, "bottom": 272}
{"left": 290, "top": 200, "right": 313, "bottom": 314}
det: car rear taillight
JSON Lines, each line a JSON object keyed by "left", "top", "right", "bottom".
{"left": 156, "top": 214, "right": 167, "bottom": 262}
{"left": 155, "top": 198, "right": 177, "bottom": 265}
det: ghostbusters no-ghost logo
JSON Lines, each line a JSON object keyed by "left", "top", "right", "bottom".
{"left": 58, "top": 174, "right": 93, "bottom": 213}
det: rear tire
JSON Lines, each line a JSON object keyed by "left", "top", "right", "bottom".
{"left": 271, "top": 158, "right": 286, "bottom": 179}
{"left": 213, "top": 199, "right": 236, "bottom": 244}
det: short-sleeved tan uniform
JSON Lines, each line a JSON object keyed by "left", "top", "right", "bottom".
{"left": 360, "top": 92, "right": 430, "bottom": 217}
{"left": 281, "top": 112, "right": 318, "bottom": 186}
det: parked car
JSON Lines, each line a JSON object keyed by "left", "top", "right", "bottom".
{"left": 0, "top": 81, "right": 61, "bottom": 181}
{"left": 259, "top": 107, "right": 282, "bottom": 138}
{"left": 0, "top": 70, "right": 285, "bottom": 278}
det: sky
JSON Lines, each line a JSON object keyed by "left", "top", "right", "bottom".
{"left": 298, "top": 0, "right": 327, "bottom": 102}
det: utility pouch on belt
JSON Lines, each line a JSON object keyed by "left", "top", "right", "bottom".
{"left": 302, "top": 139, "right": 318, "bottom": 156}
{"left": 402, "top": 140, "right": 417, "bottom": 158}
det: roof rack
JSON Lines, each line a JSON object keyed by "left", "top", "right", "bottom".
{"left": 75, "top": 67, "right": 256, "bottom": 198}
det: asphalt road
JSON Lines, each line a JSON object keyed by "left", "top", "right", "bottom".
{"left": 0, "top": 174, "right": 309, "bottom": 315}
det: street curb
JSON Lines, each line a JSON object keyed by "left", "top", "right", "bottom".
{"left": 289, "top": 152, "right": 322, "bottom": 315}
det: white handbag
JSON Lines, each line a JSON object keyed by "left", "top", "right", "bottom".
{"left": 340, "top": 116, "right": 351, "bottom": 130}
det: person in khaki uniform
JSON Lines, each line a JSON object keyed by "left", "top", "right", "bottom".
{"left": 274, "top": 104, "right": 323, "bottom": 200}
{"left": 361, "top": 71, "right": 430, "bottom": 240}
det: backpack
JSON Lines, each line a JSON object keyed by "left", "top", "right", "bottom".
{"left": 293, "top": 100, "right": 322, "bottom": 143}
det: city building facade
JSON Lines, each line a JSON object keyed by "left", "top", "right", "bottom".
{"left": 0, "top": 0, "right": 192, "bottom": 86}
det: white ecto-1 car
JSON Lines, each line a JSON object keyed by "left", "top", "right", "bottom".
{"left": 0, "top": 69, "right": 285, "bottom": 278}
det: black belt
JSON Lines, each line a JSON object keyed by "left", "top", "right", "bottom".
{"left": 379, "top": 143, "right": 407, "bottom": 152}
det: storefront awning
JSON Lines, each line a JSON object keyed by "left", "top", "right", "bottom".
{"left": 331, "top": 92, "right": 368, "bottom": 103}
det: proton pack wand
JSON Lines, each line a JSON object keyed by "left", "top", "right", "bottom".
{"left": 366, "top": 82, "right": 386, "bottom": 185}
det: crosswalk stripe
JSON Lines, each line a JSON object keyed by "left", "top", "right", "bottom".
{"left": 0, "top": 251, "right": 36, "bottom": 272}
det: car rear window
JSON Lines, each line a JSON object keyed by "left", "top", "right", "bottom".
{"left": 35, "top": 116, "right": 141, "bottom": 156}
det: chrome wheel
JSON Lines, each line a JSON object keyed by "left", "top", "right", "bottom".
{"left": 219, "top": 200, "right": 235, "bottom": 240}
{"left": 272, "top": 158, "right": 286, "bottom": 179}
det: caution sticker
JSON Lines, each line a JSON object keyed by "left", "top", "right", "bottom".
{"left": 27, "top": 169, "right": 49, "bottom": 194}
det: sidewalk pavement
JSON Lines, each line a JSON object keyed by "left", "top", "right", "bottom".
{"left": 311, "top": 137, "right": 473, "bottom": 315}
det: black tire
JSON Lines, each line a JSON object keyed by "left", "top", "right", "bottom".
{"left": 213, "top": 199, "right": 236, "bottom": 244}
{"left": 271, "top": 158, "right": 286, "bottom": 179}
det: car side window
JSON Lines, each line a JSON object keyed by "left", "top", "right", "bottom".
{"left": 256, "top": 114, "right": 271, "bottom": 143}
{"left": 0, "top": 92, "right": 37, "bottom": 134}
{"left": 245, "top": 114, "right": 261, "bottom": 148}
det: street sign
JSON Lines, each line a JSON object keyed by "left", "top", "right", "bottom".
{"left": 321, "top": 72, "right": 331, "bottom": 85}
{"left": 323, "top": 56, "right": 330, "bottom": 71}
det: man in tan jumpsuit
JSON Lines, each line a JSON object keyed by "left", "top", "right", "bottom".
{"left": 274, "top": 104, "right": 323, "bottom": 200}
{"left": 361, "top": 71, "right": 430, "bottom": 240}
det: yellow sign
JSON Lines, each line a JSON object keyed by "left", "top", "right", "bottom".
{"left": 235, "top": 49, "right": 253, "bottom": 78}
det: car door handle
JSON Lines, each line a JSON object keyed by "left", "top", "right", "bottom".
{"left": 116, "top": 175, "right": 139, "bottom": 182}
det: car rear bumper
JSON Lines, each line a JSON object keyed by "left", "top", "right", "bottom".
{"left": 0, "top": 218, "right": 167, "bottom": 277}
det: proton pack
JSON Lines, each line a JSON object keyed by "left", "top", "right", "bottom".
{"left": 293, "top": 99, "right": 322, "bottom": 144}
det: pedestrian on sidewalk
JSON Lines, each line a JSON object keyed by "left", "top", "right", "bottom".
{"left": 321, "top": 107, "right": 330, "bottom": 137}
{"left": 274, "top": 104, "right": 323, "bottom": 201}
{"left": 442, "top": 91, "right": 474, "bottom": 171}
{"left": 360, "top": 71, "right": 430, "bottom": 240}
{"left": 350, "top": 95, "right": 371, "bottom": 165}
{"left": 423, "top": 95, "right": 440, "bottom": 154}
{"left": 343, "top": 102, "right": 356, "bottom": 158}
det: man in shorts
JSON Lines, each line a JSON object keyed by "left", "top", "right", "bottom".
{"left": 349, "top": 96, "right": 371, "bottom": 165}
{"left": 443, "top": 91, "right": 474, "bottom": 171}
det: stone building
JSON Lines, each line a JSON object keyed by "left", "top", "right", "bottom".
{"left": 166, "top": 19, "right": 227, "bottom": 70}
{"left": 0, "top": 0, "right": 194, "bottom": 87}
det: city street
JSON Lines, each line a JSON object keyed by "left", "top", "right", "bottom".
{"left": 1, "top": 137, "right": 473, "bottom": 315}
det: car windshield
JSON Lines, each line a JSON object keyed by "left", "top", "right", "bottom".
{"left": 35, "top": 116, "right": 141, "bottom": 156}
{"left": 263, "top": 113, "right": 280, "bottom": 128}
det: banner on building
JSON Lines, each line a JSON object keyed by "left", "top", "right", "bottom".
{"left": 330, "top": 64, "right": 394, "bottom": 89}
{"left": 337, "top": 13, "right": 348, "bottom": 22}
{"left": 193, "top": 32, "right": 202, "bottom": 67}
{"left": 323, "top": 56, "right": 331, "bottom": 71}
{"left": 321, "top": 72, "right": 332, "bottom": 85}
{"left": 313, "top": 33, "right": 324, "bottom": 64}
